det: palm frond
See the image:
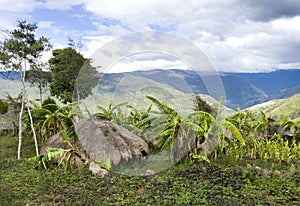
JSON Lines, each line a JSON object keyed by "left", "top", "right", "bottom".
{"left": 146, "top": 96, "right": 177, "bottom": 116}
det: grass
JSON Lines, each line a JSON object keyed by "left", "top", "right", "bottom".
{"left": 0, "top": 133, "right": 300, "bottom": 205}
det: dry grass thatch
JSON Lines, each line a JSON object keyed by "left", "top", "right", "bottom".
{"left": 75, "top": 117, "right": 149, "bottom": 165}
{"left": 41, "top": 117, "right": 149, "bottom": 166}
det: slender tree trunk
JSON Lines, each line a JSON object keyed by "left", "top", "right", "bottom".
{"left": 17, "top": 61, "right": 39, "bottom": 159}
{"left": 26, "top": 96, "right": 39, "bottom": 156}
{"left": 17, "top": 69, "right": 26, "bottom": 159}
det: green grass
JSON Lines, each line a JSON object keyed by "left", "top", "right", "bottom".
{"left": 0, "top": 133, "right": 35, "bottom": 160}
{"left": 1, "top": 133, "right": 300, "bottom": 205}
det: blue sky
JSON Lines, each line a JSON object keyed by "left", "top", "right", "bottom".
{"left": 1, "top": 0, "right": 300, "bottom": 73}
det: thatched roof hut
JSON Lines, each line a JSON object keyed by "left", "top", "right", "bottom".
{"left": 41, "top": 117, "right": 149, "bottom": 166}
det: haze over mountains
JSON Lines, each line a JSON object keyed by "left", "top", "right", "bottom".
{"left": 1, "top": 69, "right": 300, "bottom": 111}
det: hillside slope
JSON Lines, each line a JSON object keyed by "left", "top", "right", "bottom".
{"left": 245, "top": 93, "right": 300, "bottom": 120}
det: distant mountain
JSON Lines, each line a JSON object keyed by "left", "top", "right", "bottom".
{"left": 245, "top": 93, "right": 300, "bottom": 121}
{"left": 227, "top": 69, "right": 300, "bottom": 96}
{"left": 0, "top": 71, "right": 20, "bottom": 80}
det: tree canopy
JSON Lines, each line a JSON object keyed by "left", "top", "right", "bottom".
{"left": 0, "top": 20, "right": 51, "bottom": 71}
{"left": 49, "top": 48, "right": 99, "bottom": 104}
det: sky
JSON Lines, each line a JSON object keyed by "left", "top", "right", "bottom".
{"left": 1, "top": 0, "right": 300, "bottom": 73}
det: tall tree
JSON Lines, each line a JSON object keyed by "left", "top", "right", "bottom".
{"left": 0, "top": 20, "right": 51, "bottom": 159}
{"left": 49, "top": 48, "right": 99, "bottom": 104}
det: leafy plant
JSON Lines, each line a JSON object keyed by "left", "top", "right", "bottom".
{"left": 22, "top": 102, "right": 82, "bottom": 146}
{"left": 94, "top": 101, "right": 126, "bottom": 122}
{"left": 128, "top": 104, "right": 152, "bottom": 131}
{"left": 95, "top": 160, "right": 112, "bottom": 171}
{"left": 29, "top": 130, "right": 87, "bottom": 171}
{"left": 146, "top": 96, "right": 183, "bottom": 161}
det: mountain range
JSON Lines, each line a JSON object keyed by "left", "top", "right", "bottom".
{"left": 1, "top": 69, "right": 300, "bottom": 111}
{"left": 97, "top": 69, "right": 300, "bottom": 109}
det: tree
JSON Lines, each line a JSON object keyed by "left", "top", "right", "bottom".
{"left": 49, "top": 48, "right": 99, "bottom": 104}
{"left": 192, "top": 95, "right": 213, "bottom": 114}
{"left": 25, "top": 62, "right": 52, "bottom": 105}
{"left": 0, "top": 20, "right": 51, "bottom": 159}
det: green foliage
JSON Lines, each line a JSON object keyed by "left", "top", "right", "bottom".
{"left": 280, "top": 116, "right": 300, "bottom": 141}
{"left": 128, "top": 104, "right": 152, "bottom": 131}
{"left": 2, "top": 107, "right": 300, "bottom": 205}
{"left": 49, "top": 47, "right": 99, "bottom": 104}
{"left": 28, "top": 147, "right": 65, "bottom": 169}
{"left": 29, "top": 130, "right": 85, "bottom": 171}
{"left": 0, "top": 99, "right": 8, "bottom": 114}
{"left": 102, "top": 128, "right": 110, "bottom": 136}
{"left": 94, "top": 101, "right": 126, "bottom": 122}
{"left": 22, "top": 102, "right": 82, "bottom": 144}
{"left": 224, "top": 110, "right": 300, "bottom": 162}
{"left": 0, "top": 20, "right": 51, "bottom": 72}
{"left": 1, "top": 157, "right": 299, "bottom": 205}
{"left": 41, "top": 97, "right": 58, "bottom": 113}
{"left": 146, "top": 96, "right": 183, "bottom": 161}
{"left": 95, "top": 160, "right": 112, "bottom": 171}
{"left": 192, "top": 95, "right": 213, "bottom": 114}
{"left": 223, "top": 120, "right": 245, "bottom": 146}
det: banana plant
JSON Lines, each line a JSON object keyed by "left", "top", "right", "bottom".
{"left": 23, "top": 101, "right": 82, "bottom": 144}
{"left": 29, "top": 130, "right": 87, "bottom": 171}
{"left": 146, "top": 96, "right": 183, "bottom": 161}
{"left": 94, "top": 100, "right": 126, "bottom": 122}
{"left": 146, "top": 96, "right": 217, "bottom": 163}
{"left": 226, "top": 109, "right": 257, "bottom": 138}
{"left": 280, "top": 116, "right": 300, "bottom": 141}
{"left": 128, "top": 104, "right": 152, "bottom": 132}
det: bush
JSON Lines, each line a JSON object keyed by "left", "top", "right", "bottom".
{"left": 0, "top": 99, "right": 8, "bottom": 114}
{"left": 42, "top": 97, "right": 58, "bottom": 113}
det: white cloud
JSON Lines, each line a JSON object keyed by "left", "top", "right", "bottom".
{"left": 107, "top": 56, "right": 189, "bottom": 73}
{"left": 42, "top": 0, "right": 83, "bottom": 10}
{"left": 0, "top": 0, "right": 39, "bottom": 13}
{"left": 1, "top": 0, "right": 300, "bottom": 72}
{"left": 0, "top": 0, "right": 40, "bottom": 30}
{"left": 37, "top": 21, "right": 55, "bottom": 29}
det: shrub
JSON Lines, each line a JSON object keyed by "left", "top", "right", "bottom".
{"left": 42, "top": 97, "right": 58, "bottom": 113}
{"left": 0, "top": 99, "right": 8, "bottom": 114}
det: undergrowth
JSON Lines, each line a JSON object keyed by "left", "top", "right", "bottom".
{"left": 1, "top": 134, "right": 300, "bottom": 205}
